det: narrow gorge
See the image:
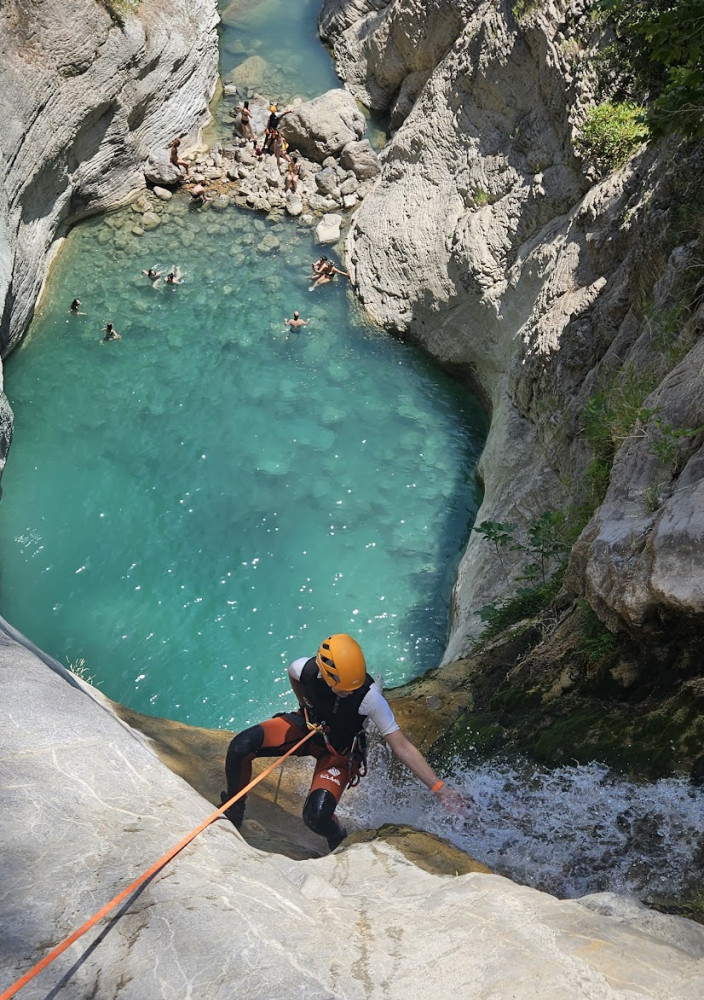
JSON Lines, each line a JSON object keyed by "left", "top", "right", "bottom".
{"left": 1, "top": 1, "right": 703, "bottom": 999}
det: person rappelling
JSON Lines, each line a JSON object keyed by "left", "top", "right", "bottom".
{"left": 222, "top": 633, "right": 466, "bottom": 851}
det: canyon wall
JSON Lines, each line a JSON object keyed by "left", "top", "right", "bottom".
{"left": 320, "top": 0, "right": 704, "bottom": 662}
{"left": 0, "top": 0, "right": 220, "bottom": 478}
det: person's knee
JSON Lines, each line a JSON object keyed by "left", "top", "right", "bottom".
{"left": 226, "top": 725, "right": 264, "bottom": 766}
{"left": 302, "top": 789, "right": 338, "bottom": 836}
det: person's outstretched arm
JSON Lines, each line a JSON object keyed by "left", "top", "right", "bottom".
{"left": 385, "top": 729, "right": 467, "bottom": 811}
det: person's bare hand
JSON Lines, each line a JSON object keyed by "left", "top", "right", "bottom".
{"left": 435, "top": 785, "right": 473, "bottom": 814}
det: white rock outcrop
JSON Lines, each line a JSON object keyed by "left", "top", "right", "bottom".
{"left": 279, "top": 88, "right": 367, "bottom": 162}
{"left": 2, "top": 619, "right": 703, "bottom": 1000}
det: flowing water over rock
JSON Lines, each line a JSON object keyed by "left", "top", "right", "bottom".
{"left": 343, "top": 752, "right": 703, "bottom": 910}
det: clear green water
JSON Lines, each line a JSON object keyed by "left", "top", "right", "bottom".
{"left": 219, "top": 0, "right": 338, "bottom": 102}
{"left": 0, "top": 198, "right": 486, "bottom": 728}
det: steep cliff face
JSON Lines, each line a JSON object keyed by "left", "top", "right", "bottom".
{"left": 0, "top": 0, "right": 219, "bottom": 476}
{"left": 320, "top": 0, "right": 703, "bottom": 668}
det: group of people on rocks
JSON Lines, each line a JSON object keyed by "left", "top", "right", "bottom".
{"left": 71, "top": 108, "right": 352, "bottom": 343}
{"left": 233, "top": 102, "right": 302, "bottom": 191}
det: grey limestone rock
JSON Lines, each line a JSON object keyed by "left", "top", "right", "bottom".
{"left": 285, "top": 192, "right": 304, "bottom": 216}
{"left": 279, "top": 89, "right": 366, "bottom": 163}
{"left": 316, "top": 212, "right": 343, "bottom": 244}
{"left": 340, "top": 138, "right": 381, "bottom": 179}
{"left": 315, "top": 166, "right": 340, "bottom": 195}
{"left": 144, "top": 152, "right": 184, "bottom": 187}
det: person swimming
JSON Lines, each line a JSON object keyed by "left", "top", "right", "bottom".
{"left": 142, "top": 267, "right": 162, "bottom": 281}
{"left": 311, "top": 256, "right": 328, "bottom": 276}
{"left": 69, "top": 298, "right": 84, "bottom": 314}
{"left": 311, "top": 261, "right": 349, "bottom": 289}
{"left": 284, "top": 311, "right": 310, "bottom": 329}
{"left": 100, "top": 323, "right": 120, "bottom": 342}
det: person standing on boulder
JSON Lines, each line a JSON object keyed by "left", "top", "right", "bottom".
{"left": 222, "top": 633, "right": 465, "bottom": 852}
{"left": 263, "top": 105, "right": 290, "bottom": 152}
{"left": 236, "top": 100, "right": 256, "bottom": 142}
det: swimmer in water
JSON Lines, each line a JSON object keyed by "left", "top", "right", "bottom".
{"left": 69, "top": 298, "right": 85, "bottom": 314}
{"left": 164, "top": 269, "right": 182, "bottom": 286}
{"left": 142, "top": 267, "right": 162, "bottom": 281}
{"left": 284, "top": 311, "right": 310, "bottom": 329}
{"left": 311, "top": 256, "right": 328, "bottom": 277}
{"left": 311, "top": 261, "right": 349, "bottom": 289}
{"left": 100, "top": 323, "right": 121, "bottom": 342}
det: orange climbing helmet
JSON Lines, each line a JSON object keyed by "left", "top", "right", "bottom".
{"left": 316, "top": 634, "right": 366, "bottom": 692}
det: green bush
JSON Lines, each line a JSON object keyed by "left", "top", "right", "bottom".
{"left": 577, "top": 101, "right": 650, "bottom": 175}
{"left": 99, "top": 0, "right": 139, "bottom": 26}
{"left": 478, "top": 575, "right": 563, "bottom": 640}
{"left": 597, "top": 0, "right": 704, "bottom": 139}
{"left": 513, "top": 0, "right": 544, "bottom": 22}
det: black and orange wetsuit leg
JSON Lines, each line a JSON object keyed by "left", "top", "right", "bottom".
{"left": 223, "top": 712, "right": 312, "bottom": 827}
{"left": 302, "top": 748, "right": 352, "bottom": 851}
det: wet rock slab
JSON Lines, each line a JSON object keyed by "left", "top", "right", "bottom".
{"left": 2, "top": 618, "right": 703, "bottom": 1000}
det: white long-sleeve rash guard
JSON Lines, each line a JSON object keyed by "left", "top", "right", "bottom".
{"left": 289, "top": 657, "right": 400, "bottom": 738}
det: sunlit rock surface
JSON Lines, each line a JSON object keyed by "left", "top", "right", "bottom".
{"left": 2, "top": 621, "right": 703, "bottom": 1000}
{"left": 321, "top": 0, "right": 704, "bottom": 657}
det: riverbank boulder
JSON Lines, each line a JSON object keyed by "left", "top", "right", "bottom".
{"left": 315, "top": 212, "right": 343, "bottom": 244}
{"left": 340, "top": 138, "right": 382, "bottom": 180}
{"left": 279, "top": 88, "right": 366, "bottom": 162}
{"left": 143, "top": 152, "right": 185, "bottom": 187}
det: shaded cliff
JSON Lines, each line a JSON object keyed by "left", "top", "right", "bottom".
{"left": 320, "top": 0, "right": 703, "bottom": 764}
{"left": 0, "top": 0, "right": 220, "bottom": 477}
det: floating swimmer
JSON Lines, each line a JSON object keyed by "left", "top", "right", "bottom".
{"left": 284, "top": 311, "right": 310, "bottom": 329}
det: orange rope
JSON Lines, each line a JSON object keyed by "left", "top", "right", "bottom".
{"left": 0, "top": 728, "right": 316, "bottom": 1000}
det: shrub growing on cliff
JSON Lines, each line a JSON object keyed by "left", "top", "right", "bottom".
{"left": 597, "top": 0, "right": 704, "bottom": 138}
{"left": 99, "top": 0, "right": 140, "bottom": 27}
{"left": 576, "top": 101, "right": 649, "bottom": 175}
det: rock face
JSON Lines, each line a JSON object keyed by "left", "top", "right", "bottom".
{"left": 0, "top": 0, "right": 219, "bottom": 474}
{"left": 2, "top": 618, "right": 703, "bottom": 1000}
{"left": 320, "top": 0, "right": 704, "bottom": 662}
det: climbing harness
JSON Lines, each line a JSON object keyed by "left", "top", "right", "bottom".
{"left": 303, "top": 706, "right": 367, "bottom": 789}
{"left": 0, "top": 728, "right": 317, "bottom": 1000}
{"left": 347, "top": 730, "right": 368, "bottom": 789}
